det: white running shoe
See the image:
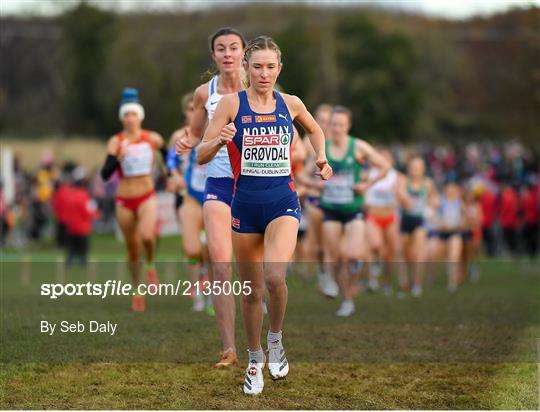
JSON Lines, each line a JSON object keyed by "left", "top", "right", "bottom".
{"left": 411, "top": 285, "right": 423, "bottom": 298}
{"left": 192, "top": 295, "right": 204, "bottom": 312}
{"left": 326, "top": 275, "right": 339, "bottom": 297}
{"left": 243, "top": 360, "right": 265, "bottom": 395}
{"left": 368, "top": 277, "right": 380, "bottom": 292}
{"left": 336, "top": 300, "right": 355, "bottom": 317}
{"left": 267, "top": 345, "right": 289, "bottom": 380}
{"left": 318, "top": 272, "right": 339, "bottom": 298}
{"left": 370, "top": 261, "right": 382, "bottom": 278}
{"left": 317, "top": 271, "right": 330, "bottom": 296}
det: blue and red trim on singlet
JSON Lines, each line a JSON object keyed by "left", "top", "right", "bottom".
{"left": 227, "top": 90, "right": 301, "bottom": 233}
{"left": 227, "top": 90, "right": 296, "bottom": 196}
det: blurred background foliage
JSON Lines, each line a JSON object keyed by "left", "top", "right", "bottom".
{"left": 1, "top": 2, "right": 538, "bottom": 144}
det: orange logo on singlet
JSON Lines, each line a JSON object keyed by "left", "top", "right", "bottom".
{"left": 255, "top": 115, "right": 276, "bottom": 123}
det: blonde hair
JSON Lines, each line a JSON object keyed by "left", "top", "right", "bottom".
{"left": 243, "top": 36, "right": 282, "bottom": 88}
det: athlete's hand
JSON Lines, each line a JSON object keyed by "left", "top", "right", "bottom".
{"left": 354, "top": 182, "right": 369, "bottom": 194}
{"left": 218, "top": 123, "right": 236, "bottom": 146}
{"left": 312, "top": 180, "right": 325, "bottom": 190}
{"left": 315, "top": 158, "right": 333, "bottom": 180}
{"left": 166, "top": 175, "right": 185, "bottom": 192}
{"left": 166, "top": 177, "right": 177, "bottom": 192}
{"left": 117, "top": 142, "right": 128, "bottom": 161}
{"left": 176, "top": 129, "right": 197, "bottom": 154}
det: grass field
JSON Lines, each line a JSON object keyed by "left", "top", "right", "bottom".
{"left": 1, "top": 234, "right": 539, "bottom": 409}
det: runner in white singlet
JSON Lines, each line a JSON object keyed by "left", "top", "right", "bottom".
{"left": 176, "top": 27, "right": 246, "bottom": 368}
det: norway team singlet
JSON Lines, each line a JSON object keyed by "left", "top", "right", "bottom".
{"left": 227, "top": 90, "right": 294, "bottom": 191}
{"left": 228, "top": 90, "right": 300, "bottom": 233}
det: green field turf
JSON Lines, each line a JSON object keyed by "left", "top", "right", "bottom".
{"left": 1, "top": 234, "right": 539, "bottom": 409}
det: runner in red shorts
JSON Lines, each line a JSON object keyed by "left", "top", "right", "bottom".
{"left": 100, "top": 88, "right": 166, "bottom": 312}
{"left": 365, "top": 148, "right": 400, "bottom": 295}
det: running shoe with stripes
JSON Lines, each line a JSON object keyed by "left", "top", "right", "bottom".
{"left": 267, "top": 344, "right": 289, "bottom": 380}
{"left": 243, "top": 359, "right": 265, "bottom": 395}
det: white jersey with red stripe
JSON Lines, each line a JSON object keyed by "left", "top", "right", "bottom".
{"left": 116, "top": 130, "right": 154, "bottom": 178}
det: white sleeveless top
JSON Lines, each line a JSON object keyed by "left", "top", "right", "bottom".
{"left": 365, "top": 168, "right": 397, "bottom": 207}
{"left": 117, "top": 131, "right": 154, "bottom": 177}
{"left": 205, "top": 76, "right": 233, "bottom": 179}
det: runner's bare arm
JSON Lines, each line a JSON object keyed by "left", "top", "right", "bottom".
{"left": 106, "top": 135, "right": 120, "bottom": 156}
{"left": 427, "top": 178, "right": 439, "bottom": 209}
{"left": 176, "top": 84, "right": 208, "bottom": 153}
{"left": 190, "top": 84, "right": 209, "bottom": 141}
{"left": 284, "top": 94, "right": 332, "bottom": 180}
{"left": 169, "top": 128, "right": 184, "bottom": 150}
{"left": 356, "top": 140, "right": 390, "bottom": 187}
{"left": 166, "top": 129, "right": 187, "bottom": 192}
{"left": 297, "top": 157, "right": 324, "bottom": 190}
{"left": 196, "top": 94, "right": 239, "bottom": 165}
{"left": 291, "top": 126, "right": 307, "bottom": 164}
{"left": 149, "top": 131, "right": 164, "bottom": 149}
{"left": 396, "top": 173, "right": 412, "bottom": 209}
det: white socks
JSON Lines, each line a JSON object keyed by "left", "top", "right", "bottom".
{"left": 267, "top": 330, "right": 282, "bottom": 348}
{"left": 248, "top": 348, "right": 264, "bottom": 364}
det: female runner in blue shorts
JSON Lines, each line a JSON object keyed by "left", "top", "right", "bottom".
{"left": 176, "top": 27, "right": 246, "bottom": 367}
{"left": 167, "top": 95, "right": 213, "bottom": 313}
{"left": 197, "top": 36, "right": 332, "bottom": 395}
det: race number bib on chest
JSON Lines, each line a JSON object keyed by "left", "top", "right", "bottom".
{"left": 120, "top": 142, "right": 153, "bottom": 177}
{"left": 322, "top": 173, "right": 354, "bottom": 204}
{"left": 372, "top": 189, "right": 394, "bottom": 204}
{"left": 241, "top": 126, "right": 291, "bottom": 177}
{"left": 409, "top": 195, "right": 426, "bottom": 215}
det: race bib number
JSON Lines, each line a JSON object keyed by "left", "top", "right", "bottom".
{"left": 442, "top": 205, "right": 461, "bottom": 228}
{"left": 322, "top": 173, "right": 354, "bottom": 204}
{"left": 241, "top": 126, "right": 291, "bottom": 177}
{"left": 120, "top": 142, "right": 153, "bottom": 177}
{"left": 409, "top": 195, "right": 426, "bottom": 215}
{"left": 190, "top": 164, "right": 207, "bottom": 192}
{"left": 372, "top": 189, "right": 394, "bottom": 205}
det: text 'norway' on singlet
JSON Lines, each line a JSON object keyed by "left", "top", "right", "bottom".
{"left": 228, "top": 90, "right": 294, "bottom": 191}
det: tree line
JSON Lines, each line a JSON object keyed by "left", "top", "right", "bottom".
{"left": 1, "top": 2, "right": 538, "bottom": 144}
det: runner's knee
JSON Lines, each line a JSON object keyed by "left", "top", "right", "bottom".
{"left": 242, "top": 284, "right": 264, "bottom": 304}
